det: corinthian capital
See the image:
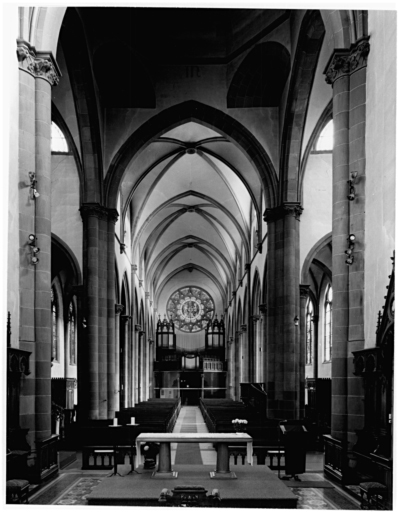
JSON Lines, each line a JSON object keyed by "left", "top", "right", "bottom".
{"left": 324, "top": 37, "right": 370, "bottom": 85}
{"left": 264, "top": 202, "right": 303, "bottom": 223}
{"left": 17, "top": 39, "right": 61, "bottom": 86}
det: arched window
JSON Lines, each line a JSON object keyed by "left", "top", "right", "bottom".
{"left": 68, "top": 302, "right": 76, "bottom": 365}
{"left": 324, "top": 284, "right": 333, "bottom": 362}
{"left": 315, "top": 119, "right": 333, "bottom": 151}
{"left": 306, "top": 299, "right": 314, "bottom": 365}
{"left": 51, "top": 122, "right": 69, "bottom": 153}
{"left": 51, "top": 288, "right": 58, "bottom": 362}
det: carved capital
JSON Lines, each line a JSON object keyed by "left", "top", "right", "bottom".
{"left": 251, "top": 315, "right": 260, "bottom": 323}
{"left": 145, "top": 292, "right": 150, "bottom": 300}
{"left": 135, "top": 324, "right": 142, "bottom": 331}
{"left": 150, "top": 300, "right": 153, "bottom": 307}
{"left": 17, "top": 39, "right": 60, "bottom": 86}
{"left": 139, "top": 279, "right": 143, "bottom": 288}
{"left": 259, "top": 303, "right": 267, "bottom": 314}
{"left": 108, "top": 208, "right": 119, "bottom": 224}
{"left": 121, "top": 314, "right": 131, "bottom": 323}
{"left": 241, "top": 324, "right": 247, "bottom": 332}
{"left": 264, "top": 202, "right": 303, "bottom": 223}
{"left": 115, "top": 304, "right": 124, "bottom": 315}
{"left": 299, "top": 284, "right": 311, "bottom": 299}
{"left": 245, "top": 263, "right": 251, "bottom": 272}
{"left": 325, "top": 37, "right": 370, "bottom": 85}
{"left": 257, "top": 242, "right": 263, "bottom": 254}
{"left": 80, "top": 203, "right": 109, "bottom": 221}
{"left": 120, "top": 243, "right": 126, "bottom": 254}
{"left": 132, "top": 264, "right": 138, "bottom": 273}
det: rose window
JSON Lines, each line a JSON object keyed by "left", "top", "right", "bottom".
{"left": 167, "top": 286, "right": 215, "bottom": 333}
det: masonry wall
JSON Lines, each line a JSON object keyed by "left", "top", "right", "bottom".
{"left": 300, "top": 152, "right": 333, "bottom": 271}
{"left": 364, "top": 11, "right": 396, "bottom": 346}
{"left": 51, "top": 154, "right": 82, "bottom": 271}
{"left": 6, "top": 9, "right": 20, "bottom": 343}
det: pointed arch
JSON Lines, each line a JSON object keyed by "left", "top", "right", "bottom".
{"left": 280, "top": 10, "right": 325, "bottom": 203}
{"left": 301, "top": 232, "right": 333, "bottom": 284}
{"left": 105, "top": 100, "right": 278, "bottom": 210}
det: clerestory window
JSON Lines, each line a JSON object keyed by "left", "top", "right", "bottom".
{"left": 51, "top": 288, "right": 58, "bottom": 362}
{"left": 324, "top": 284, "right": 333, "bottom": 362}
{"left": 51, "top": 122, "right": 69, "bottom": 153}
{"left": 315, "top": 119, "right": 333, "bottom": 152}
{"left": 68, "top": 301, "right": 76, "bottom": 365}
{"left": 306, "top": 299, "right": 314, "bottom": 365}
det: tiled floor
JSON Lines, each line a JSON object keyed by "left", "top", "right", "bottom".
{"left": 29, "top": 406, "right": 362, "bottom": 509}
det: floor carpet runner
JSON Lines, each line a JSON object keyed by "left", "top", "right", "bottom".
{"left": 174, "top": 409, "right": 203, "bottom": 465}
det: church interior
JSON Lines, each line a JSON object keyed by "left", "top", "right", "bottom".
{"left": 5, "top": 5, "right": 396, "bottom": 508}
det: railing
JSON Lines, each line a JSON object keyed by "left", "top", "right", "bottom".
{"left": 31, "top": 434, "right": 59, "bottom": 484}
{"left": 323, "top": 435, "right": 346, "bottom": 483}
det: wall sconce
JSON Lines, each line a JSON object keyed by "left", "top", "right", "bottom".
{"left": 294, "top": 315, "right": 299, "bottom": 326}
{"left": 345, "top": 234, "right": 356, "bottom": 265}
{"left": 347, "top": 172, "right": 358, "bottom": 201}
{"left": 28, "top": 234, "right": 40, "bottom": 265}
{"left": 28, "top": 172, "right": 40, "bottom": 199}
{"left": 82, "top": 318, "right": 87, "bottom": 328}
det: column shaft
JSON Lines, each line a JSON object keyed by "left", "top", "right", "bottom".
{"left": 106, "top": 214, "right": 117, "bottom": 417}
{"left": 324, "top": 37, "right": 370, "bottom": 448}
{"left": 34, "top": 76, "right": 52, "bottom": 440}
{"left": 18, "top": 66, "right": 36, "bottom": 445}
{"left": 98, "top": 215, "right": 108, "bottom": 418}
{"left": 265, "top": 203, "right": 303, "bottom": 419}
{"left": 114, "top": 305, "right": 123, "bottom": 411}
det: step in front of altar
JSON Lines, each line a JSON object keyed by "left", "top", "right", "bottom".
{"left": 86, "top": 464, "right": 297, "bottom": 508}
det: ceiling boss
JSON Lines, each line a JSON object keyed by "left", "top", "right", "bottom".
{"left": 167, "top": 286, "right": 215, "bottom": 333}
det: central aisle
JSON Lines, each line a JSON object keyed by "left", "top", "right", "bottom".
{"left": 172, "top": 406, "right": 216, "bottom": 466}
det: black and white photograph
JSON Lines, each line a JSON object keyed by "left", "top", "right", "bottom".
{"left": 3, "top": 3, "right": 396, "bottom": 509}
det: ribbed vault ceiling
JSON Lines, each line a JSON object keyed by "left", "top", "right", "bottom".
{"left": 121, "top": 121, "right": 262, "bottom": 309}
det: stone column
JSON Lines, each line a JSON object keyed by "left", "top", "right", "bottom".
{"left": 142, "top": 332, "right": 147, "bottom": 401}
{"left": 245, "top": 263, "right": 253, "bottom": 381}
{"left": 135, "top": 325, "right": 142, "bottom": 404}
{"left": 299, "top": 285, "right": 310, "bottom": 419}
{"left": 120, "top": 315, "right": 131, "bottom": 408}
{"left": 259, "top": 304, "right": 267, "bottom": 385}
{"left": 251, "top": 315, "right": 260, "bottom": 382}
{"left": 241, "top": 324, "right": 248, "bottom": 383}
{"left": 235, "top": 331, "right": 241, "bottom": 399}
{"left": 114, "top": 304, "right": 124, "bottom": 411}
{"left": 106, "top": 211, "right": 118, "bottom": 417}
{"left": 325, "top": 37, "right": 370, "bottom": 447}
{"left": 73, "top": 285, "right": 83, "bottom": 415}
{"left": 313, "top": 315, "right": 319, "bottom": 380}
{"left": 148, "top": 339, "right": 154, "bottom": 398}
{"left": 80, "top": 204, "right": 110, "bottom": 419}
{"left": 264, "top": 203, "right": 303, "bottom": 420}
{"left": 17, "top": 40, "right": 60, "bottom": 443}
{"left": 227, "top": 337, "right": 235, "bottom": 399}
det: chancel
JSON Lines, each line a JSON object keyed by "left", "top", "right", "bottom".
{"left": 5, "top": 4, "right": 395, "bottom": 509}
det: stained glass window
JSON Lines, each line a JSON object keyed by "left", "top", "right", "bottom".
{"left": 166, "top": 286, "right": 215, "bottom": 333}
{"left": 69, "top": 302, "right": 76, "bottom": 364}
{"left": 324, "top": 284, "right": 333, "bottom": 362}
{"left": 306, "top": 299, "right": 314, "bottom": 365}
{"left": 51, "top": 288, "right": 58, "bottom": 361}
